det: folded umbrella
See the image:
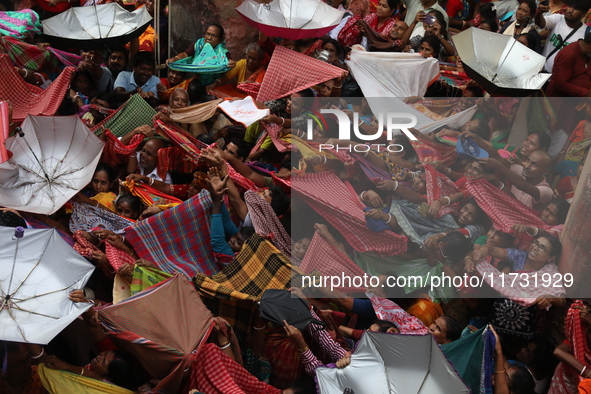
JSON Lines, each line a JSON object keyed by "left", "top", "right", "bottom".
{"left": 41, "top": 3, "right": 152, "bottom": 50}
{"left": 236, "top": 0, "right": 344, "bottom": 40}
{"left": 452, "top": 27, "right": 551, "bottom": 96}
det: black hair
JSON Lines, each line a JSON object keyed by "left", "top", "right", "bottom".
{"left": 420, "top": 35, "right": 441, "bottom": 58}
{"left": 106, "top": 351, "right": 144, "bottom": 390}
{"left": 547, "top": 197, "right": 570, "bottom": 224}
{"left": 269, "top": 185, "right": 291, "bottom": 216}
{"left": 518, "top": 0, "right": 537, "bottom": 16}
{"left": 58, "top": 94, "right": 78, "bottom": 116}
{"left": 479, "top": 2, "right": 497, "bottom": 20}
{"left": 518, "top": 30, "right": 542, "bottom": 53}
{"left": 428, "top": 10, "right": 449, "bottom": 38}
{"left": 94, "top": 163, "right": 117, "bottom": 184}
{"left": 471, "top": 118, "right": 491, "bottom": 140}
{"left": 94, "top": 92, "right": 118, "bottom": 109}
{"left": 286, "top": 379, "right": 318, "bottom": 394}
{"left": 441, "top": 231, "right": 474, "bottom": 264}
{"left": 385, "top": 0, "right": 399, "bottom": 12}
{"left": 72, "top": 69, "right": 96, "bottom": 92}
{"left": 371, "top": 319, "right": 398, "bottom": 332}
{"left": 238, "top": 226, "right": 256, "bottom": 240}
{"left": 464, "top": 85, "right": 484, "bottom": 97}
{"left": 133, "top": 51, "right": 155, "bottom": 68}
{"left": 196, "top": 133, "right": 214, "bottom": 145}
{"left": 480, "top": 18, "right": 499, "bottom": 32}
{"left": 115, "top": 194, "right": 142, "bottom": 219}
{"left": 570, "top": 0, "right": 591, "bottom": 14}
{"left": 0, "top": 211, "right": 26, "bottom": 228}
{"left": 529, "top": 131, "right": 551, "bottom": 152}
{"left": 391, "top": 135, "right": 416, "bottom": 160}
{"left": 321, "top": 36, "right": 345, "bottom": 61}
{"left": 508, "top": 365, "right": 536, "bottom": 394}
{"left": 109, "top": 47, "right": 129, "bottom": 59}
{"left": 537, "top": 234, "right": 562, "bottom": 259}
{"left": 296, "top": 88, "right": 316, "bottom": 98}
{"left": 208, "top": 23, "right": 225, "bottom": 41}
{"left": 441, "top": 316, "right": 462, "bottom": 341}
{"left": 461, "top": 197, "right": 487, "bottom": 224}
{"left": 227, "top": 138, "right": 250, "bottom": 160}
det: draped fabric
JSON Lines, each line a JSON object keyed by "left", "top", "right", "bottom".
{"left": 168, "top": 39, "right": 230, "bottom": 81}
{"left": 169, "top": 98, "right": 223, "bottom": 124}
{"left": 244, "top": 190, "right": 291, "bottom": 258}
{"left": 0, "top": 9, "right": 42, "bottom": 39}
{"left": 100, "top": 130, "right": 144, "bottom": 167}
{"left": 70, "top": 202, "right": 135, "bottom": 234}
{"left": 91, "top": 94, "right": 156, "bottom": 137}
{"left": 123, "top": 179, "right": 183, "bottom": 207}
{"left": 367, "top": 292, "right": 429, "bottom": 334}
{"left": 0, "top": 35, "right": 56, "bottom": 71}
{"left": 38, "top": 363, "right": 133, "bottom": 394}
{"left": 424, "top": 164, "right": 460, "bottom": 218}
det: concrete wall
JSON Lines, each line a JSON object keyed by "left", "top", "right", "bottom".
{"left": 169, "top": 0, "right": 257, "bottom": 60}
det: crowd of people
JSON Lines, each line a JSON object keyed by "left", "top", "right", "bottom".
{"left": 2, "top": 0, "right": 591, "bottom": 392}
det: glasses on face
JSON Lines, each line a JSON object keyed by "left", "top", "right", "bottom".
{"left": 531, "top": 240, "right": 550, "bottom": 254}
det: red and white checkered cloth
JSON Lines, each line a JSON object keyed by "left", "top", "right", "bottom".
{"left": 249, "top": 120, "right": 293, "bottom": 154}
{"left": 0, "top": 54, "right": 74, "bottom": 122}
{"left": 300, "top": 232, "right": 367, "bottom": 293}
{"left": 368, "top": 292, "right": 429, "bottom": 334}
{"left": 424, "top": 164, "right": 460, "bottom": 219}
{"left": 476, "top": 261, "right": 566, "bottom": 306}
{"left": 101, "top": 130, "right": 144, "bottom": 167}
{"left": 465, "top": 178, "right": 550, "bottom": 246}
{"left": 256, "top": 45, "right": 344, "bottom": 102}
{"left": 244, "top": 190, "right": 291, "bottom": 258}
{"left": 105, "top": 242, "right": 135, "bottom": 271}
{"left": 292, "top": 171, "right": 407, "bottom": 256}
{"left": 189, "top": 342, "right": 281, "bottom": 394}
{"left": 0, "top": 101, "right": 10, "bottom": 164}
{"left": 236, "top": 82, "right": 261, "bottom": 97}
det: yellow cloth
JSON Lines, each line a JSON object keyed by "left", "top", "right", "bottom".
{"left": 90, "top": 192, "right": 117, "bottom": 213}
{"left": 224, "top": 59, "right": 266, "bottom": 84}
{"left": 38, "top": 364, "right": 133, "bottom": 394}
{"left": 406, "top": 298, "right": 444, "bottom": 327}
{"left": 155, "top": 202, "right": 181, "bottom": 210}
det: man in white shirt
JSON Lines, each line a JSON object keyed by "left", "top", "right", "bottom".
{"left": 535, "top": 0, "right": 590, "bottom": 72}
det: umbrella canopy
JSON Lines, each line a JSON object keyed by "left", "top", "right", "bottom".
{"left": 98, "top": 275, "right": 213, "bottom": 393}
{"left": 453, "top": 27, "right": 551, "bottom": 96}
{"left": 0, "top": 227, "right": 94, "bottom": 344}
{"left": 316, "top": 332, "right": 470, "bottom": 394}
{"left": 0, "top": 115, "right": 104, "bottom": 215}
{"left": 236, "top": 0, "right": 344, "bottom": 40}
{"left": 42, "top": 3, "right": 152, "bottom": 50}
{"left": 259, "top": 289, "right": 324, "bottom": 330}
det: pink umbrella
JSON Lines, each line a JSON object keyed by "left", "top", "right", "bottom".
{"left": 236, "top": 0, "right": 345, "bottom": 40}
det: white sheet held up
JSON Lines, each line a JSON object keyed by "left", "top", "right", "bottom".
{"left": 218, "top": 96, "right": 270, "bottom": 127}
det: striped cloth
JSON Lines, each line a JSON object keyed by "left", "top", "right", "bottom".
{"left": 193, "top": 234, "right": 295, "bottom": 342}
{"left": 101, "top": 129, "right": 144, "bottom": 167}
{"left": 424, "top": 164, "right": 460, "bottom": 218}
{"left": 92, "top": 94, "right": 156, "bottom": 137}
{"left": 292, "top": 171, "right": 407, "bottom": 256}
{"left": 0, "top": 54, "right": 74, "bottom": 121}
{"left": 125, "top": 190, "right": 219, "bottom": 278}
{"left": 256, "top": 45, "right": 344, "bottom": 102}
{"left": 0, "top": 101, "right": 9, "bottom": 163}
{"left": 411, "top": 131, "right": 457, "bottom": 165}
{"left": 105, "top": 243, "right": 135, "bottom": 271}
{"left": 123, "top": 179, "right": 183, "bottom": 207}
{"left": 0, "top": 9, "right": 42, "bottom": 39}
{"left": 244, "top": 190, "right": 291, "bottom": 258}
{"left": 0, "top": 35, "right": 57, "bottom": 71}
{"left": 367, "top": 292, "right": 430, "bottom": 334}
{"left": 48, "top": 47, "right": 81, "bottom": 67}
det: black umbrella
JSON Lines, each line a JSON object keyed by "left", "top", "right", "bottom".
{"left": 41, "top": 3, "right": 152, "bottom": 50}
{"left": 259, "top": 289, "right": 325, "bottom": 330}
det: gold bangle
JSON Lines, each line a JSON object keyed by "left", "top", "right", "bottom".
{"left": 494, "top": 369, "right": 506, "bottom": 374}
{"left": 81, "top": 367, "right": 85, "bottom": 376}
{"left": 298, "top": 346, "right": 310, "bottom": 353}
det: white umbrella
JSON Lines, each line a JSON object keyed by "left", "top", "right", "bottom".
{"left": 236, "top": 0, "right": 345, "bottom": 40}
{"left": 42, "top": 3, "right": 152, "bottom": 50}
{"left": 453, "top": 27, "right": 551, "bottom": 96}
{"left": 0, "top": 115, "right": 104, "bottom": 215}
{"left": 316, "top": 332, "right": 470, "bottom": 394}
{"left": 0, "top": 227, "right": 95, "bottom": 344}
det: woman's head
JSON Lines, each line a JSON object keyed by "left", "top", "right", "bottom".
{"left": 348, "top": 0, "right": 369, "bottom": 17}
{"left": 419, "top": 34, "right": 441, "bottom": 59}
{"left": 92, "top": 163, "right": 116, "bottom": 194}
{"left": 91, "top": 350, "right": 139, "bottom": 390}
{"left": 439, "top": 231, "right": 474, "bottom": 264}
{"left": 376, "top": 0, "right": 398, "bottom": 18}
{"left": 369, "top": 319, "right": 399, "bottom": 334}
{"left": 479, "top": 19, "right": 498, "bottom": 32}
{"left": 463, "top": 160, "right": 486, "bottom": 178}
{"left": 515, "top": 0, "right": 536, "bottom": 22}
{"left": 428, "top": 316, "right": 462, "bottom": 344}
{"left": 410, "top": 172, "right": 427, "bottom": 194}
{"left": 228, "top": 226, "right": 255, "bottom": 252}
{"left": 115, "top": 194, "right": 142, "bottom": 220}
{"left": 517, "top": 31, "right": 541, "bottom": 52}
{"left": 540, "top": 198, "right": 570, "bottom": 226}
{"left": 479, "top": 2, "right": 497, "bottom": 20}
{"left": 167, "top": 69, "right": 185, "bottom": 87}
{"left": 457, "top": 198, "right": 485, "bottom": 227}
{"left": 321, "top": 36, "right": 345, "bottom": 62}
{"left": 486, "top": 228, "right": 515, "bottom": 248}
{"left": 528, "top": 235, "right": 562, "bottom": 265}
{"left": 389, "top": 135, "right": 416, "bottom": 159}
{"left": 169, "top": 88, "right": 189, "bottom": 109}
{"left": 287, "top": 89, "right": 314, "bottom": 115}
{"left": 520, "top": 132, "right": 551, "bottom": 157}
{"left": 424, "top": 10, "right": 448, "bottom": 39}
{"left": 293, "top": 237, "right": 311, "bottom": 260}
{"left": 245, "top": 42, "right": 265, "bottom": 72}
{"left": 204, "top": 24, "right": 224, "bottom": 47}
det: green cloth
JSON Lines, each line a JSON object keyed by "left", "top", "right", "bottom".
{"left": 352, "top": 251, "right": 456, "bottom": 302}
{"left": 474, "top": 235, "right": 487, "bottom": 246}
{"left": 96, "top": 94, "right": 156, "bottom": 137}
{"left": 130, "top": 266, "right": 172, "bottom": 295}
{"left": 168, "top": 38, "right": 230, "bottom": 86}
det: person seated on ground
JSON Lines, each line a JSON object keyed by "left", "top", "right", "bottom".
{"left": 114, "top": 51, "right": 160, "bottom": 107}
{"left": 73, "top": 163, "right": 118, "bottom": 212}
{"left": 205, "top": 42, "right": 266, "bottom": 94}
{"left": 478, "top": 151, "right": 553, "bottom": 213}
{"left": 80, "top": 92, "right": 117, "bottom": 126}
{"left": 207, "top": 167, "right": 255, "bottom": 257}
{"left": 511, "top": 197, "right": 570, "bottom": 240}
{"left": 69, "top": 69, "right": 97, "bottom": 110}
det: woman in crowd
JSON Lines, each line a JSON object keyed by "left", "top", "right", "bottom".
{"left": 338, "top": 0, "right": 400, "bottom": 48}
